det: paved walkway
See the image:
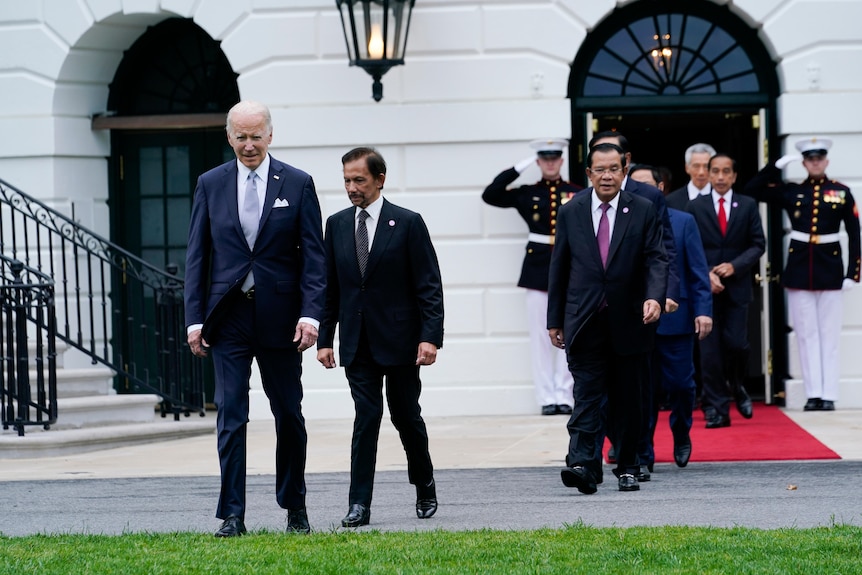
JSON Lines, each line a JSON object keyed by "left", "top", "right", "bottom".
{"left": 1, "top": 409, "right": 860, "bottom": 482}
{"left": 1, "top": 409, "right": 861, "bottom": 536}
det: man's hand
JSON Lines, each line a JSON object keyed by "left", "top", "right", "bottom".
{"left": 294, "top": 322, "right": 318, "bottom": 352}
{"left": 776, "top": 154, "right": 802, "bottom": 170}
{"left": 712, "top": 262, "right": 735, "bottom": 279}
{"left": 416, "top": 342, "right": 438, "bottom": 366}
{"left": 643, "top": 299, "right": 661, "bottom": 324}
{"left": 317, "top": 347, "right": 336, "bottom": 368}
{"left": 665, "top": 298, "right": 679, "bottom": 313}
{"left": 187, "top": 329, "right": 210, "bottom": 358}
{"left": 694, "top": 316, "right": 714, "bottom": 340}
{"left": 709, "top": 271, "right": 725, "bottom": 294}
{"left": 549, "top": 328, "right": 565, "bottom": 349}
{"left": 843, "top": 278, "right": 856, "bottom": 291}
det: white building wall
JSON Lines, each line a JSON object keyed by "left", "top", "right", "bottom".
{"left": 0, "top": 0, "right": 860, "bottom": 418}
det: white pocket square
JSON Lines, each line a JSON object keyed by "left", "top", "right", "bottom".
{"left": 273, "top": 198, "right": 290, "bottom": 208}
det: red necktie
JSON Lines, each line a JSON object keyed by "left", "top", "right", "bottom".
{"left": 718, "top": 197, "right": 727, "bottom": 237}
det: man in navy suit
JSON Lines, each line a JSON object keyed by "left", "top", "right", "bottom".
{"left": 630, "top": 165, "right": 713, "bottom": 469}
{"left": 317, "top": 147, "right": 444, "bottom": 528}
{"left": 548, "top": 143, "right": 668, "bottom": 494}
{"left": 185, "top": 101, "right": 326, "bottom": 537}
{"left": 687, "top": 154, "right": 765, "bottom": 429}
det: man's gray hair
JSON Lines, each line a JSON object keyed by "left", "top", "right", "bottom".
{"left": 226, "top": 101, "right": 272, "bottom": 134}
{"left": 684, "top": 143, "right": 716, "bottom": 165}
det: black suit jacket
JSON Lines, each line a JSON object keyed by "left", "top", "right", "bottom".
{"left": 686, "top": 192, "right": 765, "bottom": 306}
{"left": 547, "top": 191, "right": 668, "bottom": 354}
{"left": 665, "top": 186, "right": 691, "bottom": 211}
{"left": 318, "top": 199, "right": 444, "bottom": 367}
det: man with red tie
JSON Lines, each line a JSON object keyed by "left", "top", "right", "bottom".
{"left": 686, "top": 154, "right": 765, "bottom": 429}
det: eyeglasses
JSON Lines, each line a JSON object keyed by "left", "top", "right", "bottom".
{"left": 589, "top": 166, "right": 623, "bottom": 176}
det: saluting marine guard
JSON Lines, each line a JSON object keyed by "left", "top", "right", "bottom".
{"left": 483, "top": 139, "right": 583, "bottom": 415}
{"left": 743, "top": 137, "right": 861, "bottom": 411}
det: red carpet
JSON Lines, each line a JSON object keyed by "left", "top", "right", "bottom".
{"left": 607, "top": 403, "right": 840, "bottom": 463}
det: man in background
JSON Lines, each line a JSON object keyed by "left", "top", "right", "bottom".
{"left": 687, "top": 154, "right": 764, "bottom": 429}
{"left": 666, "top": 143, "right": 717, "bottom": 210}
{"left": 742, "top": 137, "right": 860, "bottom": 411}
{"left": 483, "top": 139, "right": 582, "bottom": 415}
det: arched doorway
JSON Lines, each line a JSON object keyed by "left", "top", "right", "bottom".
{"left": 568, "top": 0, "right": 786, "bottom": 403}
{"left": 105, "top": 17, "right": 240, "bottom": 402}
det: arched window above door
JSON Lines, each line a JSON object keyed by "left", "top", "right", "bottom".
{"left": 585, "top": 13, "right": 758, "bottom": 97}
{"left": 570, "top": 0, "right": 778, "bottom": 110}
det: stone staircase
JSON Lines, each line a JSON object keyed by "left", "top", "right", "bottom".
{"left": 0, "top": 341, "right": 214, "bottom": 459}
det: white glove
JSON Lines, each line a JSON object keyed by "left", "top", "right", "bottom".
{"left": 843, "top": 278, "right": 856, "bottom": 291}
{"left": 514, "top": 155, "right": 537, "bottom": 174}
{"left": 775, "top": 154, "right": 802, "bottom": 170}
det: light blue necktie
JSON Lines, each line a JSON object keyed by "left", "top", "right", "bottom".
{"left": 240, "top": 171, "right": 258, "bottom": 291}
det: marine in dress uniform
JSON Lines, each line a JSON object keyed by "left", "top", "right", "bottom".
{"left": 742, "top": 137, "right": 861, "bottom": 411}
{"left": 483, "top": 139, "right": 583, "bottom": 415}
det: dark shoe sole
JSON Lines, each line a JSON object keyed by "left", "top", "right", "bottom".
{"left": 561, "top": 468, "right": 597, "bottom": 494}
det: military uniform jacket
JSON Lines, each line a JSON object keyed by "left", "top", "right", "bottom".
{"left": 742, "top": 163, "right": 861, "bottom": 290}
{"left": 483, "top": 167, "right": 582, "bottom": 291}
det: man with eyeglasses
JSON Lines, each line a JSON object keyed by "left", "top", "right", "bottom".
{"left": 742, "top": 138, "right": 860, "bottom": 411}
{"left": 548, "top": 143, "right": 668, "bottom": 494}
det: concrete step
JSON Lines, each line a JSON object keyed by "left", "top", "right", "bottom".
{"left": 53, "top": 394, "right": 162, "bottom": 429}
{"left": 784, "top": 378, "right": 862, "bottom": 410}
{"left": 0, "top": 418, "right": 214, "bottom": 458}
{"left": 45, "top": 366, "right": 116, "bottom": 398}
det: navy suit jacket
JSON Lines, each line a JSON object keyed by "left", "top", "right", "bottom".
{"left": 318, "top": 199, "right": 444, "bottom": 367}
{"left": 686, "top": 192, "right": 765, "bottom": 306}
{"left": 184, "top": 156, "right": 326, "bottom": 346}
{"left": 547, "top": 191, "right": 668, "bottom": 355}
{"left": 657, "top": 209, "right": 712, "bottom": 336}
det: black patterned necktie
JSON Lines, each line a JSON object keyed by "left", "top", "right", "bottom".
{"left": 356, "top": 209, "right": 370, "bottom": 277}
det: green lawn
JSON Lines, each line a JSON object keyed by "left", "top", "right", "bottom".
{"left": 2, "top": 525, "right": 860, "bottom": 574}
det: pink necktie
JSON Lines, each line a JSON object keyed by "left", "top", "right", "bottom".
{"left": 598, "top": 203, "right": 610, "bottom": 268}
{"left": 718, "top": 197, "right": 727, "bottom": 237}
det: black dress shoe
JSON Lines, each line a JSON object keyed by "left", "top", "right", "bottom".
{"left": 636, "top": 465, "right": 651, "bottom": 482}
{"left": 674, "top": 442, "right": 692, "bottom": 468}
{"left": 214, "top": 516, "right": 246, "bottom": 538}
{"left": 705, "top": 413, "right": 730, "bottom": 429}
{"left": 561, "top": 465, "right": 597, "bottom": 494}
{"left": 556, "top": 404, "right": 573, "bottom": 415}
{"left": 618, "top": 473, "right": 640, "bottom": 491}
{"left": 804, "top": 398, "right": 822, "bottom": 411}
{"left": 541, "top": 404, "right": 556, "bottom": 416}
{"left": 821, "top": 400, "right": 835, "bottom": 411}
{"left": 341, "top": 503, "right": 370, "bottom": 528}
{"left": 734, "top": 386, "right": 753, "bottom": 419}
{"left": 286, "top": 507, "right": 310, "bottom": 534}
{"left": 416, "top": 479, "right": 437, "bottom": 519}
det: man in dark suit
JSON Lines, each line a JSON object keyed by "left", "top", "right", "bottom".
{"left": 665, "top": 143, "right": 716, "bottom": 210}
{"left": 185, "top": 101, "right": 326, "bottom": 537}
{"left": 687, "top": 153, "right": 765, "bottom": 429}
{"left": 548, "top": 143, "right": 668, "bottom": 494}
{"left": 629, "top": 165, "right": 713, "bottom": 469}
{"left": 317, "top": 147, "right": 444, "bottom": 528}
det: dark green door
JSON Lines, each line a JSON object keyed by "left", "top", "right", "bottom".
{"left": 111, "top": 129, "right": 233, "bottom": 404}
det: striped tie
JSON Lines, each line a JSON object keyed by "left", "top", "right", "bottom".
{"left": 356, "top": 209, "right": 370, "bottom": 277}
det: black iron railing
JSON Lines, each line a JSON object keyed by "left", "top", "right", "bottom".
{"left": 0, "top": 177, "right": 205, "bottom": 421}
{"left": 0, "top": 256, "right": 57, "bottom": 436}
